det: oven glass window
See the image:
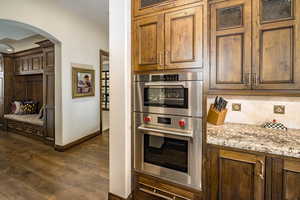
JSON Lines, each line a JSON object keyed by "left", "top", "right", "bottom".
{"left": 144, "top": 88, "right": 188, "bottom": 108}
{"left": 144, "top": 134, "right": 188, "bottom": 173}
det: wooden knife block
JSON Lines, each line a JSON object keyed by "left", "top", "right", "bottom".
{"left": 207, "top": 104, "right": 228, "bottom": 125}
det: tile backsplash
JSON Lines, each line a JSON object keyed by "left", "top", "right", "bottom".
{"left": 207, "top": 95, "right": 300, "bottom": 129}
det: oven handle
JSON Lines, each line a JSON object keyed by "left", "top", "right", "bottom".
{"left": 137, "top": 126, "right": 193, "bottom": 139}
{"left": 144, "top": 82, "right": 186, "bottom": 88}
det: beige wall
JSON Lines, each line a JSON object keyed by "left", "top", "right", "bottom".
{"left": 208, "top": 95, "right": 300, "bottom": 129}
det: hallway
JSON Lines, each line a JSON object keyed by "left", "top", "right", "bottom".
{"left": 0, "top": 131, "right": 109, "bottom": 200}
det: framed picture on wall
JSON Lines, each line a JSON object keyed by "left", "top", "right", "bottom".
{"left": 72, "top": 66, "right": 95, "bottom": 98}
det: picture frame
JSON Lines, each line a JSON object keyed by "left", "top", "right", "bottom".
{"left": 72, "top": 67, "right": 95, "bottom": 98}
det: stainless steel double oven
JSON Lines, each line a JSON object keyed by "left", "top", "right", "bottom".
{"left": 133, "top": 71, "right": 203, "bottom": 190}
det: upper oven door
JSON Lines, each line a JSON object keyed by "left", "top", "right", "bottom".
{"left": 134, "top": 81, "right": 203, "bottom": 117}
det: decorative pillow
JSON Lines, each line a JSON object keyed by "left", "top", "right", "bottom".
{"left": 11, "top": 101, "right": 23, "bottom": 114}
{"left": 21, "top": 101, "right": 39, "bottom": 114}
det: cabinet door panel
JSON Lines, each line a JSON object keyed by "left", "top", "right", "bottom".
{"left": 14, "top": 58, "right": 21, "bottom": 74}
{"left": 283, "top": 160, "right": 300, "bottom": 200}
{"left": 260, "top": 27, "right": 293, "bottom": 83}
{"left": 219, "top": 150, "right": 265, "bottom": 200}
{"left": 140, "top": 0, "right": 168, "bottom": 8}
{"left": 32, "top": 54, "right": 43, "bottom": 71}
{"left": 217, "top": 5, "right": 243, "bottom": 30}
{"left": 220, "top": 158, "right": 254, "bottom": 200}
{"left": 208, "top": 149, "right": 265, "bottom": 200}
{"left": 133, "top": 15, "right": 164, "bottom": 72}
{"left": 165, "top": 6, "right": 203, "bottom": 69}
{"left": 43, "top": 70, "right": 55, "bottom": 141}
{"left": 21, "top": 57, "right": 29, "bottom": 71}
{"left": 261, "top": 0, "right": 293, "bottom": 23}
{"left": 210, "top": 0, "right": 251, "bottom": 90}
{"left": 216, "top": 34, "right": 243, "bottom": 84}
{"left": 43, "top": 48, "right": 54, "bottom": 70}
{"left": 253, "top": 0, "right": 300, "bottom": 90}
{"left": 284, "top": 171, "right": 300, "bottom": 200}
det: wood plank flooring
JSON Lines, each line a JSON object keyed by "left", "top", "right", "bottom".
{"left": 0, "top": 130, "right": 109, "bottom": 200}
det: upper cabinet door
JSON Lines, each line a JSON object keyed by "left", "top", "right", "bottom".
{"left": 43, "top": 47, "right": 55, "bottom": 70}
{"left": 32, "top": 54, "right": 43, "bottom": 71}
{"left": 133, "top": 15, "right": 164, "bottom": 72}
{"left": 210, "top": 0, "right": 252, "bottom": 90}
{"left": 253, "top": 0, "right": 300, "bottom": 90}
{"left": 165, "top": 6, "right": 203, "bottom": 69}
{"left": 133, "top": 0, "right": 200, "bottom": 17}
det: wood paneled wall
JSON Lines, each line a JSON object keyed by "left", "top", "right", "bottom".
{"left": 14, "top": 74, "right": 43, "bottom": 110}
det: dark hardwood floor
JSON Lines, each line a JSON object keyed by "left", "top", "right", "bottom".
{"left": 0, "top": 130, "right": 109, "bottom": 200}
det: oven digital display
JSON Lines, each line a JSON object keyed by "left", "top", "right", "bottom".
{"left": 151, "top": 74, "right": 179, "bottom": 82}
{"left": 158, "top": 117, "right": 171, "bottom": 125}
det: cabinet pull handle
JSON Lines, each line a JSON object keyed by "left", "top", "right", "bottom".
{"left": 259, "top": 160, "right": 264, "bottom": 180}
{"left": 252, "top": 73, "right": 258, "bottom": 87}
{"left": 244, "top": 73, "right": 251, "bottom": 87}
{"left": 159, "top": 52, "right": 164, "bottom": 66}
{"left": 140, "top": 188, "right": 174, "bottom": 200}
{"left": 139, "top": 183, "right": 191, "bottom": 200}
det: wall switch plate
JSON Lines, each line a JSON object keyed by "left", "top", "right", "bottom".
{"left": 274, "top": 105, "right": 285, "bottom": 114}
{"left": 232, "top": 103, "right": 241, "bottom": 112}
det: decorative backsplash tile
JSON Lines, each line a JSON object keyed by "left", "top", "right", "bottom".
{"left": 207, "top": 95, "right": 300, "bottom": 129}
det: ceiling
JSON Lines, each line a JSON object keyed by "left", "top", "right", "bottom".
{"left": 0, "top": 0, "right": 109, "bottom": 53}
{"left": 0, "top": 21, "right": 42, "bottom": 53}
{"left": 59, "top": 0, "right": 109, "bottom": 28}
{"left": 0, "top": 21, "right": 37, "bottom": 41}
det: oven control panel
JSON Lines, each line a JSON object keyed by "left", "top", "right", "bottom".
{"left": 139, "top": 113, "right": 198, "bottom": 131}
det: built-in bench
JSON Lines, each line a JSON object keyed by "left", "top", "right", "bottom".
{"left": 4, "top": 114, "right": 46, "bottom": 143}
{"left": 4, "top": 114, "right": 44, "bottom": 126}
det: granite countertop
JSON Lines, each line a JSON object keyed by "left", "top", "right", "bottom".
{"left": 207, "top": 123, "right": 300, "bottom": 158}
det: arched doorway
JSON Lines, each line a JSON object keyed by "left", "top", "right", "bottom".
{"left": 0, "top": 19, "right": 61, "bottom": 145}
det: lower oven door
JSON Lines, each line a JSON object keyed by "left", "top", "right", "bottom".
{"left": 134, "top": 125, "right": 202, "bottom": 190}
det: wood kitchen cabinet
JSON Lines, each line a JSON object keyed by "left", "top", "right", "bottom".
{"left": 208, "top": 145, "right": 300, "bottom": 200}
{"left": 209, "top": 0, "right": 300, "bottom": 93}
{"left": 207, "top": 147, "right": 265, "bottom": 200}
{"left": 133, "top": 14, "right": 165, "bottom": 72}
{"left": 252, "top": 0, "right": 300, "bottom": 90}
{"left": 133, "top": 0, "right": 200, "bottom": 17}
{"left": 133, "top": 5, "right": 203, "bottom": 72}
{"left": 165, "top": 6, "right": 203, "bottom": 70}
{"left": 13, "top": 40, "right": 54, "bottom": 75}
{"left": 267, "top": 158, "right": 300, "bottom": 200}
{"left": 210, "top": 0, "right": 252, "bottom": 90}
{"left": 14, "top": 49, "right": 44, "bottom": 75}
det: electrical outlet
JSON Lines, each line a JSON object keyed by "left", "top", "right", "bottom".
{"left": 274, "top": 105, "right": 285, "bottom": 114}
{"left": 232, "top": 103, "right": 241, "bottom": 112}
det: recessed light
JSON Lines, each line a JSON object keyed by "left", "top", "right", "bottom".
{"left": 6, "top": 48, "right": 13, "bottom": 52}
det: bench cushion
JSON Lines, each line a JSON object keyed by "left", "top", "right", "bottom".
{"left": 4, "top": 114, "right": 44, "bottom": 126}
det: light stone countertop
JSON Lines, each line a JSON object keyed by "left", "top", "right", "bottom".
{"left": 207, "top": 123, "right": 300, "bottom": 158}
